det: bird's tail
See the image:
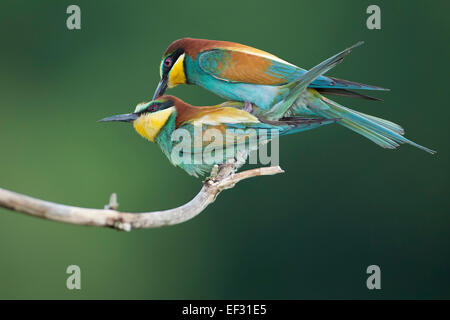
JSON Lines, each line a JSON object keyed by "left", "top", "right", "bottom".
{"left": 310, "top": 94, "right": 436, "bottom": 154}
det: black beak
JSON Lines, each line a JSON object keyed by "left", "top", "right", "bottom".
{"left": 153, "top": 78, "right": 168, "bottom": 99}
{"left": 98, "top": 113, "right": 138, "bottom": 123}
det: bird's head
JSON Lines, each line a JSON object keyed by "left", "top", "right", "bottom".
{"left": 99, "top": 96, "right": 177, "bottom": 142}
{"left": 153, "top": 43, "right": 187, "bottom": 99}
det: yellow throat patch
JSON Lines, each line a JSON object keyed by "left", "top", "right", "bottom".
{"left": 133, "top": 107, "right": 175, "bottom": 142}
{"left": 168, "top": 53, "right": 186, "bottom": 88}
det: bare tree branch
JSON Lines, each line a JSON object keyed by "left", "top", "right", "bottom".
{"left": 0, "top": 165, "right": 284, "bottom": 231}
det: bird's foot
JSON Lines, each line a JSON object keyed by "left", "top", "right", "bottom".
{"left": 243, "top": 101, "right": 253, "bottom": 113}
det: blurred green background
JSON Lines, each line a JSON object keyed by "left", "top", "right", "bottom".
{"left": 0, "top": 0, "right": 448, "bottom": 299}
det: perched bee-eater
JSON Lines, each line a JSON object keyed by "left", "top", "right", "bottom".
{"left": 99, "top": 95, "right": 337, "bottom": 177}
{"left": 153, "top": 38, "right": 435, "bottom": 153}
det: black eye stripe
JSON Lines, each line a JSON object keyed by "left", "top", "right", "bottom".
{"left": 160, "top": 99, "right": 174, "bottom": 109}
{"left": 142, "top": 100, "right": 174, "bottom": 114}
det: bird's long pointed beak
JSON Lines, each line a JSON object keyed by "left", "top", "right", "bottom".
{"left": 153, "top": 78, "right": 168, "bottom": 99}
{"left": 98, "top": 113, "right": 138, "bottom": 123}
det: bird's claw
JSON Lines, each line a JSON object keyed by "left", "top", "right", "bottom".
{"left": 243, "top": 101, "right": 253, "bottom": 113}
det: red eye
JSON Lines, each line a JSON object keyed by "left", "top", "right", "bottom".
{"left": 149, "top": 105, "right": 157, "bottom": 112}
{"left": 164, "top": 57, "right": 172, "bottom": 67}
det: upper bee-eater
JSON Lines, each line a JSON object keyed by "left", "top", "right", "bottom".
{"left": 152, "top": 38, "right": 435, "bottom": 154}
{"left": 153, "top": 38, "right": 385, "bottom": 103}
{"left": 99, "top": 95, "right": 337, "bottom": 177}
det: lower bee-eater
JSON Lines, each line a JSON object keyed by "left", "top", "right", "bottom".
{"left": 99, "top": 95, "right": 337, "bottom": 177}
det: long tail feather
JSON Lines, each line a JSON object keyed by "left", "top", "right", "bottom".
{"left": 316, "top": 88, "right": 383, "bottom": 101}
{"left": 320, "top": 76, "right": 390, "bottom": 91}
{"left": 313, "top": 96, "right": 436, "bottom": 154}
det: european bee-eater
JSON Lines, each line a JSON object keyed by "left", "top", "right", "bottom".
{"left": 99, "top": 95, "right": 336, "bottom": 177}
{"left": 152, "top": 38, "right": 435, "bottom": 154}
{"left": 153, "top": 38, "right": 386, "bottom": 103}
